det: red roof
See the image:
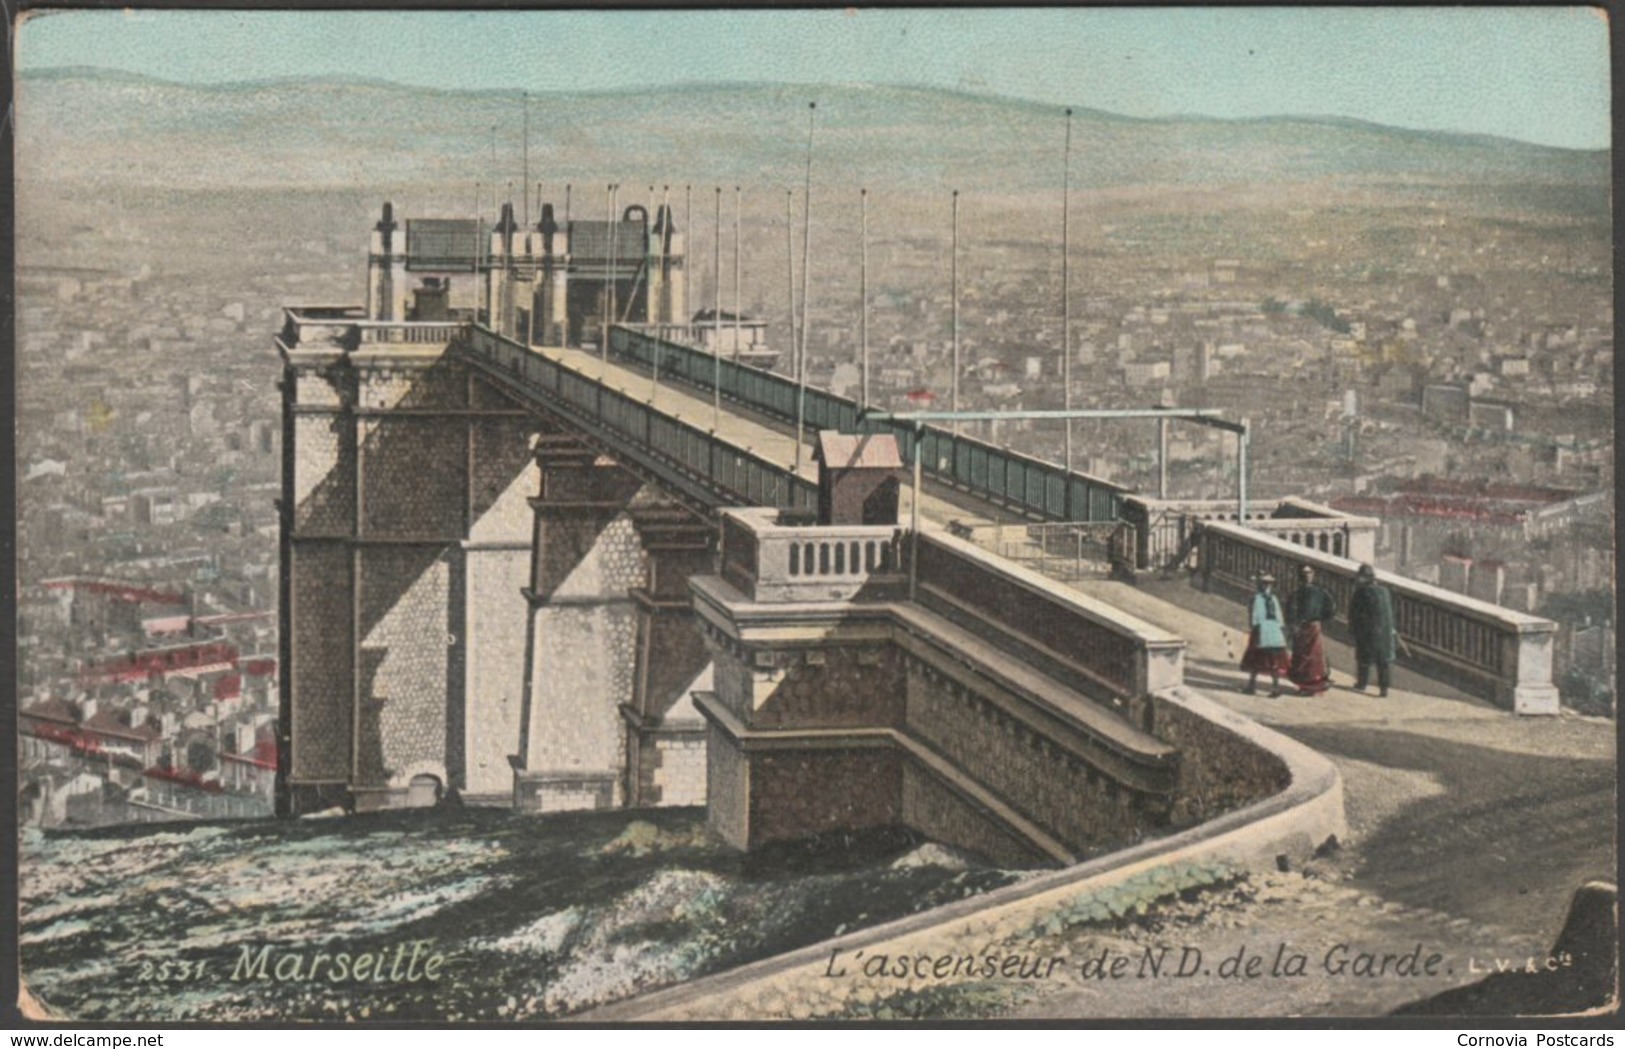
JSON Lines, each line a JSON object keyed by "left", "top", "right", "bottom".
{"left": 905, "top": 388, "right": 936, "bottom": 404}
{"left": 22, "top": 697, "right": 79, "bottom": 726}
{"left": 82, "top": 708, "right": 161, "bottom": 743}
{"left": 42, "top": 577, "right": 186, "bottom": 605}
{"left": 222, "top": 732, "right": 277, "bottom": 770}
{"left": 79, "top": 641, "right": 238, "bottom": 685}
{"left": 195, "top": 610, "right": 272, "bottom": 626}
{"left": 144, "top": 766, "right": 223, "bottom": 793}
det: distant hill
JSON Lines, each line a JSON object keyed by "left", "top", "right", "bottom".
{"left": 14, "top": 69, "right": 1610, "bottom": 203}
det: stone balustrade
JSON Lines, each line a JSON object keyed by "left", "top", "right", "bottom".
{"left": 1195, "top": 520, "right": 1558, "bottom": 714}
{"left": 718, "top": 507, "right": 905, "bottom": 604}
{"left": 279, "top": 307, "right": 464, "bottom": 351}
{"left": 355, "top": 320, "right": 464, "bottom": 345}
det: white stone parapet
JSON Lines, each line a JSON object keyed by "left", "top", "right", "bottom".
{"left": 1197, "top": 520, "right": 1559, "bottom": 714}
{"left": 718, "top": 507, "right": 906, "bottom": 604}
{"left": 278, "top": 306, "right": 464, "bottom": 351}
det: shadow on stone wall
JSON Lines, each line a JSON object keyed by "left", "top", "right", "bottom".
{"left": 291, "top": 353, "right": 549, "bottom": 797}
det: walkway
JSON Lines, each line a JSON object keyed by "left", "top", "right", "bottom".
{"left": 1068, "top": 573, "right": 1615, "bottom": 948}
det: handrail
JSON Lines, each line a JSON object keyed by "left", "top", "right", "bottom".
{"left": 461, "top": 326, "right": 817, "bottom": 514}
{"left": 608, "top": 325, "right": 1130, "bottom": 524}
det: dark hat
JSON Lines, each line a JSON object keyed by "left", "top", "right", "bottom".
{"left": 1357, "top": 563, "right": 1376, "bottom": 579}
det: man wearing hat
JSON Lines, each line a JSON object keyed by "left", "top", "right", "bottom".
{"left": 1350, "top": 563, "right": 1397, "bottom": 696}
{"left": 1240, "top": 572, "right": 1290, "bottom": 696}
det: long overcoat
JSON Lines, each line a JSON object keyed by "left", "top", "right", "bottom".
{"left": 1350, "top": 580, "right": 1397, "bottom": 663}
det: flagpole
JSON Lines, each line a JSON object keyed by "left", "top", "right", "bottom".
{"left": 1062, "top": 107, "right": 1074, "bottom": 473}
{"left": 860, "top": 187, "right": 869, "bottom": 411}
{"left": 713, "top": 186, "right": 723, "bottom": 429}
{"left": 795, "top": 101, "right": 816, "bottom": 477}
{"left": 734, "top": 186, "right": 742, "bottom": 362}
{"left": 951, "top": 189, "right": 960, "bottom": 433}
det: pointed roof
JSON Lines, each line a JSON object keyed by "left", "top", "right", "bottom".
{"left": 814, "top": 432, "right": 902, "bottom": 471}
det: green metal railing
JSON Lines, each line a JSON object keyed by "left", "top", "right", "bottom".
{"left": 610, "top": 326, "right": 1129, "bottom": 522}
{"left": 463, "top": 326, "right": 817, "bottom": 513}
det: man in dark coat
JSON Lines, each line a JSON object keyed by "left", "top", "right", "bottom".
{"left": 1350, "top": 562, "right": 1397, "bottom": 696}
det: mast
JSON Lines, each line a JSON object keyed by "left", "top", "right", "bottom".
{"left": 795, "top": 102, "right": 816, "bottom": 477}
{"left": 734, "top": 186, "right": 742, "bottom": 361}
{"left": 786, "top": 188, "right": 796, "bottom": 385}
{"left": 860, "top": 187, "right": 869, "bottom": 410}
{"left": 602, "top": 183, "right": 614, "bottom": 358}
{"left": 1062, "top": 107, "right": 1074, "bottom": 473}
{"left": 713, "top": 186, "right": 723, "bottom": 428}
{"left": 951, "top": 189, "right": 960, "bottom": 432}
{"left": 522, "top": 92, "right": 530, "bottom": 228}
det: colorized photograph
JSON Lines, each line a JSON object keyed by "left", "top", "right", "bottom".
{"left": 10, "top": 7, "right": 1616, "bottom": 1024}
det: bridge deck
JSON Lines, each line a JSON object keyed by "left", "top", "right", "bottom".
{"left": 539, "top": 344, "right": 1011, "bottom": 529}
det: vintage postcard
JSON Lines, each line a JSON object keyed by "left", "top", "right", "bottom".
{"left": 9, "top": 7, "right": 1616, "bottom": 1026}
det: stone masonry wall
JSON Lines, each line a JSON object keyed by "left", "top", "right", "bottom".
{"left": 748, "top": 749, "right": 903, "bottom": 847}
{"left": 641, "top": 734, "right": 707, "bottom": 807}
{"left": 291, "top": 414, "right": 352, "bottom": 535}
{"left": 1148, "top": 690, "right": 1290, "bottom": 829}
{"left": 748, "top": 645, "right": 906, "bottom": 730}
{"left": 357, "top": 546, "right": 449, "bottom": 786}
{"left": 462, "top": 547, "right": 531, "bottom": 796}
{"left": 706, "top": 725, "right": 750, "bottom": 849}
{"left": 525, "top": 602, "right": 637, "bottom": 781}
{"left": 288, "top": 541, "right": 353, "bottom": 782}
{"left": 469, "top": 415, "right": 538, "bottom": 543}
{"left": 360, "top": 417, "right": 468, "bottom": 539}
{"left": 899, "top": 763, "right": 1050, "bottom": 868}
{"left": 903, "top": 661, "right": 1150, "bottom": 856}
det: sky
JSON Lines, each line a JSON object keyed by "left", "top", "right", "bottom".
{"left": 15, "top": 7, "right": 1612, "bottom": 150}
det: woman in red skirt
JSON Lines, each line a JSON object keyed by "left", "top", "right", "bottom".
{"left": 1287, "top": 564, "right": 1335, "bottom": 695}
{"left": 1241, "top": 573, "right": 1290, "bottom": 696}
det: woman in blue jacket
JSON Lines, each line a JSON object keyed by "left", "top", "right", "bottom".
{"left": 1240, "top": 572, "right": 1290, "bottom": 696}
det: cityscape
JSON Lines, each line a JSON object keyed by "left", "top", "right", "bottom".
{"left": 10, "top": 8, "right": 1614, "bottom": 1025}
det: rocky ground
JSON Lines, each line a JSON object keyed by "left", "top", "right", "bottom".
{"left": 18, "top": 808, "right": 1026, "bottom": 1022}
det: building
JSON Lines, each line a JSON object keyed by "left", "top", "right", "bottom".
{"left": 688, "top": 309, "right": 768, "bottom": 356}
{"left": 365, "top": 198, "right": 687, "bottom": 349}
